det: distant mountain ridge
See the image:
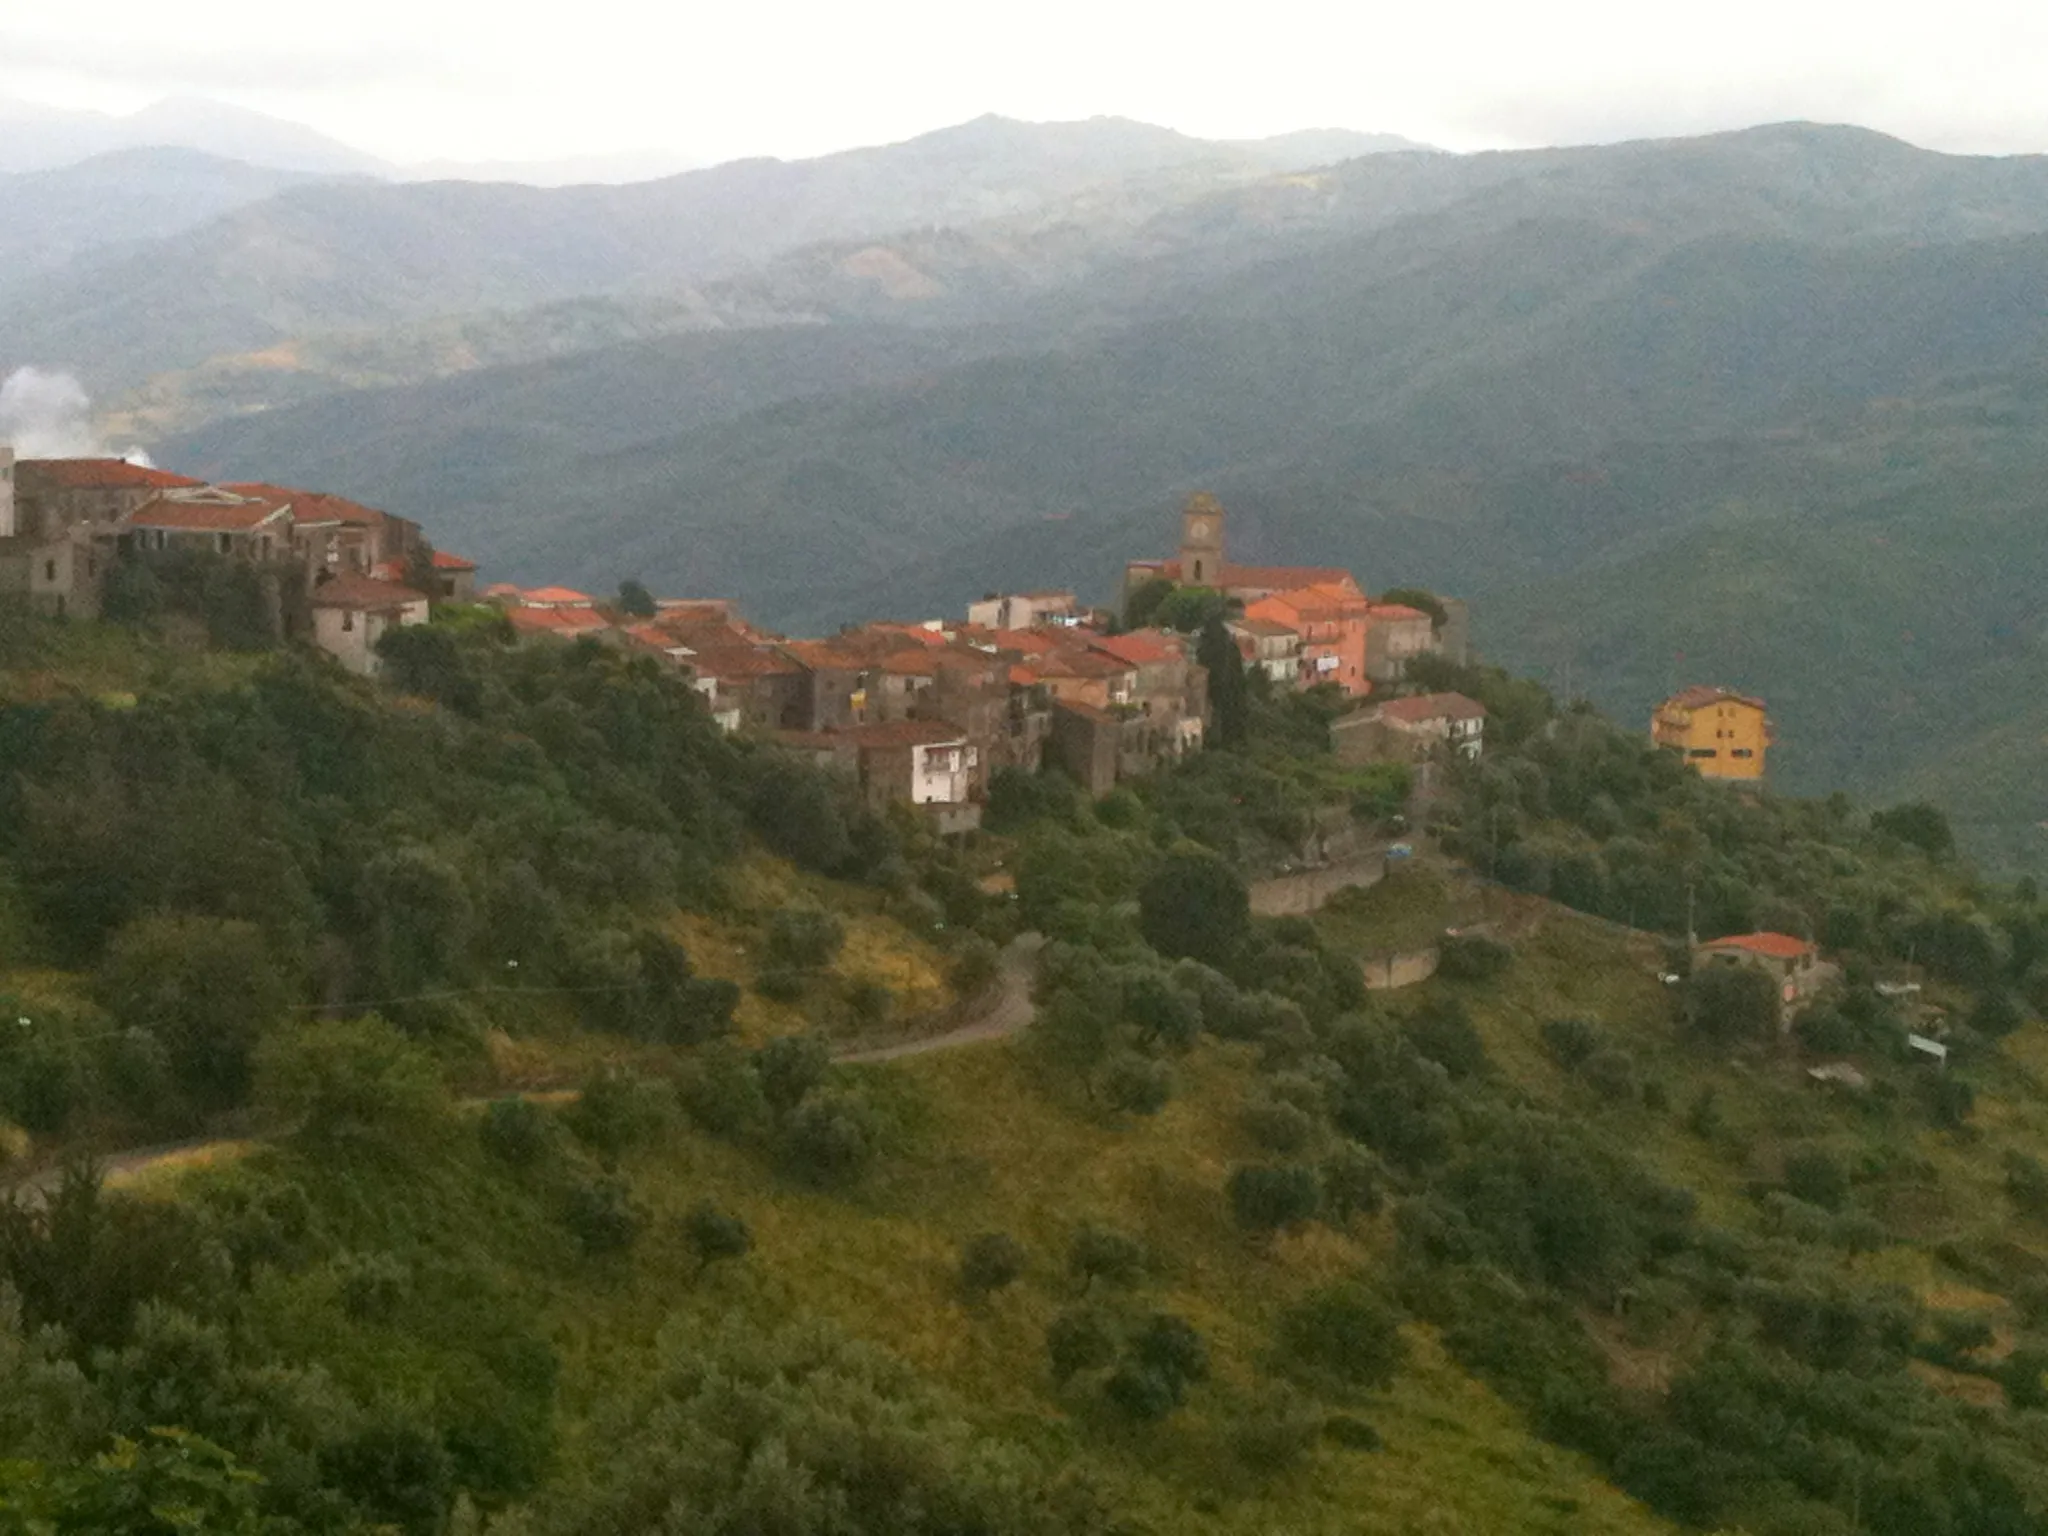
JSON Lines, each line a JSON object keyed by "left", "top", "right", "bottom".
{"left": 0, "top": 94, "right": 391, "bottom": 175}
{"left": 0, "top": 113, "right": 1434, "bottom": 396}
{"left": 157, "top": 121, "right": 2048, "bottom": 871}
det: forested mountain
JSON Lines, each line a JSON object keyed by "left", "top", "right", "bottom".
{"left": 162, "top": 125, "right": 2048, "bottom": 868}
{"left": 0, "top": 150, "right": 332, "bottom": 295}
{"left": 0, "top": 114, "right": 1415, "bottom": 396}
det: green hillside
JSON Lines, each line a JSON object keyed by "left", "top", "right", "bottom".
{"left": 8, "top": 606, "right": 2048, "bottom": 1531}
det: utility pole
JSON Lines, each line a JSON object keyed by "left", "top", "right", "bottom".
{"left": 1685, "top": 881, "right": 1696, "bottom": 947}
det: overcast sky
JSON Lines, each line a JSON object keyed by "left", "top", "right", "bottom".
{"left": 5, "top": 0, "right": 2048, "bottom": 166}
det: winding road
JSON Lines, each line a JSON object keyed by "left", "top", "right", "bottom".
{"left": 7, "top": 854, "right": 1391, "bottom": 1196}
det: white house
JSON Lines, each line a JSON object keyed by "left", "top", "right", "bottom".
{"left": 309, "top": 574, "right": 430, "bottom": 676}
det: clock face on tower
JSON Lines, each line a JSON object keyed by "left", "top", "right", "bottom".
{"left": 1190, "top": 521, "right": 1210, "bottom": 542}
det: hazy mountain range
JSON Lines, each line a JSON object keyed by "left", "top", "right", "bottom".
{"left": 4, "top": 107, "right": 2047, "bottom": 869}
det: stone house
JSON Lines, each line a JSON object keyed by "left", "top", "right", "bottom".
{"left": 308, "top": 574, "right": 430, "bottom": 676}
{"left": 1335, "top": 691, "right": 1487, "bottom": 763}
{"left": 1363, "top": 603, "right": 1437, "bottom": 685}
{"left": 125, "top": 488, "right": 296, "bottom": 563}
{"left": 1, "top": 456, "right": 204, "bottom": 618}
{"left": 967, "top": 590, "right": 1077, "bottom": 630}
{"left": 1228, "top": 615, "right": 1303, "bottom": 686}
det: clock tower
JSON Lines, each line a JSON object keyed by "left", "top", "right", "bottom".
{"left": 1179, "top": 492, "right": 1225, "bottom": 588}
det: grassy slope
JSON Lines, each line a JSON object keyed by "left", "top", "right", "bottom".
{"left": 225, "top": 1031, "right": 1669, "bottom": 1536}
{"left": 91, "top": 848, "right": 2048, "bottom": 1531}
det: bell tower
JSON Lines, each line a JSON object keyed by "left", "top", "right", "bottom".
{"left": 1179, "top": 492, "right": 1224, "bottom": 588}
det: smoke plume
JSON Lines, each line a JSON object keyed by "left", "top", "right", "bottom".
{"left": 0, "top": 366, "right": 151, "bottom": 463}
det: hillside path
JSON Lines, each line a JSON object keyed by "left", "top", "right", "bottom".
{"left": 7, "top": 859, "right": 1378, "bottom": 1195}
{"left": 836, "top": 932, "right": 1043, "bottom": 1064}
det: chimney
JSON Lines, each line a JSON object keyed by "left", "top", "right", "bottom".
{"left": 0, "top": 445, "right": 15, "bottom": 539}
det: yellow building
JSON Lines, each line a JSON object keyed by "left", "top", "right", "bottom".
{"left": 1653, "top": 686, "right": 1771, "bottom": 781}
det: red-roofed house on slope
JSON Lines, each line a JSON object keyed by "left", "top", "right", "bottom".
{"left": 308, "top": 575, "right": 430, "bottom": 676}
{"left": 1692, "top": 931, "right": 1836, "bottom": 1025}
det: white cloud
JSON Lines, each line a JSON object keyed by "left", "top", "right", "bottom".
{"left": 3, "top": 0, "right": 2047, "bottom": 164}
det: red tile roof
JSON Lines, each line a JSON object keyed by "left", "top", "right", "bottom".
{"left": 1147, "top": 558, "right": 1357, "bottom": 592}
{"left": 432, "top": 549, "right": 476, "bottom": 571}
{"left": 1227, "top": 616, "right": 1300, "bottom": 639}
{"left": 778, "top": 640, "right": 870, "bottom": 672}
{"left": 309, "top": 574, "right": 428, "bottom": 611}
{"left": 506, "top": 606, "right": 611, "bottom": 636}
{"left": 1377, "top": 691, "right": 1487, "bottom": 724}
{"left": 1699, "top": 932, "right": 1815, "bottom": 959}
{"left": 1088, "top": 630, "right": 1181, "bottom": 667}
{"left": 222, "top": 483, "right": 382, "bottom": 527}
{"left": 1366, "top": 603, "right": 1431, "bottom": 624}
{"left": 21, "top": 458, "right": 201, "bottom": 491}
{"left": 1663, "top": 685, "right": 1767, "bottom": 713}
{"left": 519, "top": 585, "right": 595, "bottom": 607}
{"left": 127, "top": 492, "right": 291, "bottom": 531}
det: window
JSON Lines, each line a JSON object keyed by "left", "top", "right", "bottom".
{"left": 341, "top": 611, "right": 354, "bottom": 632}
{"left": 217, "top": 532, "right": 232, "bottom": 555}
{"left": 42, "top": 559, "right": 55, "bottom": 582}
{"left": 1731, "top": 748, "right": 1754, "bottom": 759}
{"left": 1689, "top": 747, "right": 1718, "bottom": 759}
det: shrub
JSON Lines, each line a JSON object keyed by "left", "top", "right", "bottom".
{"left": 1046, "top": 1308, "right": 1118, "bottom": 1384}
{"left": 1231, "top": 1392, "right": 1322, "bottom": 1475}
{"left": 1436, "top": 933, "right": 1513, "bottom": 981}
{"left": 1541, "top": 1017, "right": 1602, "bottom": 1072}
{"left": 335, "top": 1251, "right": 411, "bottom": 1321}
{"left": 1783, "top": 1147, "right": 1849, "bottom": 1212}
{"left": 766, "top": 908, "right": 845, "bottom": 971}
{"left": 1069, "top": 1223, "right": 1146, "bottom": 1292}
{"left": 1242, "top": 1097, "right": 1317, "bottom": 1154}
{"left": 946, "top": 935, "right": 1003, "bottom": 999}
{"left": 1137, "top": 846, "right": 1251, "bottom": 962}
{"left": 1319, "top": 1142, "right": 1386, "bottom": 1222}
{"left": 1098, "top": 1051, "right": 1172, "bottom": 1115}
{"left": 1278, "top": 1282, "right": 1407, "bottom": 1390}
{"left": 1322, "top": 1414, "right": 1384, "bottom": 1451}
{"left": 681, "top": 1200, "right": 751, "bottom": 1278}
{"left": 755, "top": 1034, "right": 831, "bottom": 1119}
{"left": 783, "top": 1090, "right": 878, "bottom": 1186}
{"left": 321, "top": 1416, "right": 457, "bottom": 1536}
{"left": 2006, "top": 1151, "right": 2048, "bottom": 1218}
{"left": 843, "top": 977, "right": 895, "bottom": 1031}
{"left": 259, "top": 1016, "right": 447, "bottom": 1151}
{"left": 562, "top": 1174, "right": 644, "bottom": 1256}
{"left": 1132, "top": 1313, "right": 1208, "bottom": 1388}
{"left": 1103, "top": 1364, "right": 1179, "bottom": 1422}
{"left": 958, "top": 1232, "right": 1027, "bottom": 1299}
{"left": 1682, "top": 964, "right": 1780, "bottom": 1045}
{"left": 563, "top": 1068, "right": 672, "bottom": 1161}
{"left": 675, "top": 1043, "right": 769, "bottom": 1138}
{"left": 1402, "top": 998, "right": 1489, "bottom": 1078}
{"left": 480, "top": 1097, "right": 551, "bottom": 1167}
{"left": 97, "top": 915, "right": 289, "bottom": 1115}
{"left": 1919, "top": 1072, "right": 1975, "bottom": 1130}
{"left": 1227, "top": 1163, "right": 1322, "bottom": 1236}
{"left": 1970, "top": 990, "right": 2025, "bottom": 1039}
{"left": 754, "top": 965, "right": 808, "bottom": 1002}
{"left": 1579, "top": 1048, "right": 1638, "bottom": 1104}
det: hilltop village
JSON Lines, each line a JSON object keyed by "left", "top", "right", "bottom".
{"left": 0, "top": 450, "right": 1772, "bottom": 822}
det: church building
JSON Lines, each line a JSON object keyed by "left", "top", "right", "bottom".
{"left": 1122, "top": 493, "right": 1360, "bottom": 607}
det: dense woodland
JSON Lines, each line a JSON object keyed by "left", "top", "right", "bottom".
{"left": 4, "top": 604, "right": 2048, "bottom": 1533}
